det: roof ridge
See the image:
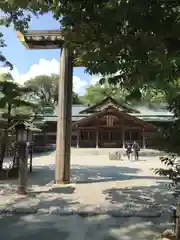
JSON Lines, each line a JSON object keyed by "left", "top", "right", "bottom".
{"left": 79, "top": 96, "right": 139, "bottom": 114}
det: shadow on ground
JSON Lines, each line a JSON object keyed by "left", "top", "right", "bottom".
{"left": 1, "top": 164, "right": 143, "bottom": 189}
{"left": 0, "top": 157, "right": 176, "bottom": 240}
{"left": 71, "top": 165, "right": 167, "bottom": 183}
{"left": 0, "top": 213, "right": 167, "bottom": 240}
{"left": 103, "top": 181, "right": 175, "bottom": 210}
{"left": 27, "top": 164, "right": 166, "bottom": 186}
{"left": 32, "top": 149, "right": 55, "bottom": 158}
{"left": 0, "top": 163, "right": 167, "bottom": 192}
{"left": 0, "top": 182, "right": 175, "bottom": 240}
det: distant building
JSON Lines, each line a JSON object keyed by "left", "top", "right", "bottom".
{"left": 34, "top": 96, "right": 174, "bottom": 149}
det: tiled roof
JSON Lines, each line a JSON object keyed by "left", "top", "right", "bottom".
{"left": 42, "top": 103, "right": 174, "bottom": 123}
{"left": 54, "top": 104, "right": 87, "bottom": 116}
{"left": 39, "top": 96, "right": 175, "bottom": 123}
{"left": 79, "top": 96, "right": 140, "bottom": 114}
{"left": 138, "top": 116, "right": 174, "bottom": 122}
{"left": 135, "top": 104, "right": 172, "bottom": 116}
{"left": 72, "top": 105, "right": 87, "bottom": 115}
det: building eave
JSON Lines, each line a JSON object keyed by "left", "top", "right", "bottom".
{"left": 73, "top": 105, "right": 146, "bottom": 127}
{"left": 16, "top": 30, "right": 64, "bottom": 49}
{"left": 41, "top": 113, "right": 175, "bottom": 123}
{"left": 16, "top": 30, "right": 84, "bottom": 67}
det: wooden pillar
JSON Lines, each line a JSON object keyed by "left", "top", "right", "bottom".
{"left": 55, "top": 46, "right": 73, "bottom": 184}
{"left": 96, "top": 130, "right": 99, "bottom": 148}
{"left": 122, "top": 128, "right": 125, "bottom": 148}
{"left": 76, "top": 129, "right": 80, "bottom": 148}
{"left": 142, "top": 128, "right": 146, "bottom": 149}
{"left": 17, "top": 142, "right": 28, "bottom": 195}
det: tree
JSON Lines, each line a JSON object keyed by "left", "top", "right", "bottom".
{"left": 72, "top": 91, "right": 82, "bottom": 105}
{"left": 153, "top": 86, "right": 180, "bottom": 197}
{"left": 80, "top": 82, "right": 127, "bottom": 105}
{"left": 81, "top": 81, "right": 166, "bottom": 106}
{"left": 57, "top": 1, "right": 180, "bottom": 96}
{"left": 0, "top": 73, "right": 36, "bottom": 170}
{"left": 140, "top": 87, "right": 166, "bottom": 105}
{"left": 2, "top": 1, "right": 180, "bottom": 195}
{"left": 1, "top": 1, "right": 180, "bottom": 94}
{"left": 0, "top": 4, "right": 32, "bottom": 69}
{"left": 24, "top": 74, "right": 82, "bottom": 114}
{"left": 24, "top": 75, "right": 59, "bottom": 114}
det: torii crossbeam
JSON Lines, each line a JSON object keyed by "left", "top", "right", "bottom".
{"left": 17, "top": 30, "right": 78, "bottom": 184}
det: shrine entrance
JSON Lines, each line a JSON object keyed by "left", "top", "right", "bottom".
{"left": 98, "top": 128, "right": 122, "bottom": 148}
{"left": 79, "top": 129, "right": 96, "bottom": 148}
{"left": 72, "top": 105, "right": 148, "bottom": 148}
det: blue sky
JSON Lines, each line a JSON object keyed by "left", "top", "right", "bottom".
{"left": 1, "top": 13, "right": 98, "bottom": 95}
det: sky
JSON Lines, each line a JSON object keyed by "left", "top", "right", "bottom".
{"left": 1, "top": 13, "right": 100, "bottom": 95}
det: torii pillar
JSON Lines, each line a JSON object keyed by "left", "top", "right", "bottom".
{"left": 17, "top": 30, "right": 75, "bottom": 184}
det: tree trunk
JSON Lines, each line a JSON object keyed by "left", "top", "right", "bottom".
{"left": 0, "top": 105, "right": 12, "bottom": 170}
{"left": 0, "top": 132, "right": 8, "bottom": 170}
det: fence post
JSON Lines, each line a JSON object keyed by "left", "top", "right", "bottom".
{"left": 176, "top": 201, "right": 180, "bottom": 239}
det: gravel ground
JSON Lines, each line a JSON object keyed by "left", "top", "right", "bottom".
{"left": 0, "top": 150, "right": 175, "bottom": 239}
{"left": 0, "top": 214, "right": 173, "bottom": 240}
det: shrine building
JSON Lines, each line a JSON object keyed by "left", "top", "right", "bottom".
{"left": 34, "top": 96, "right": 174, "bottom": 149}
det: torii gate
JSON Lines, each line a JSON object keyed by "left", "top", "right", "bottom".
{"left": 16, "top": 30, "right": 78, "bottom": 184}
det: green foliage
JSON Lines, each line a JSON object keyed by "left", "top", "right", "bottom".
{"left": 0, "top": 73, "right": 37, "bottom": 169}
{"left": 80, "top": 81, "right": 128, "bottom": 106}
{"left": 2, "top": 0, "right": 180, "bottom": 195}
{"left": 0, "top": 73, "right": 36, "bottom": 115}
{"left": 0, "top": 32, "right": 13, "bottom": 69}
{"left": 0, "top": 1, "right": 34, "bottom": 69}
{"left": 154, "top": 92, "right": 180, "bottom": 196}
{"left": 24, "top": 74, "right": 82, "bottom": 114}
{"left": 1, "top": 1, "right": 180, "bottom": 91}
{"left": 0, "top": 73, "right": 38, "bottom": 124}
{"left": 24, "top": 75, "right": 59, "bottom": 114}
{"left": 56, "top": 1, "right": 180, "bottom": 91}
{"left": 81, "top": 81, "right": 166, "bottom": 106}
{"left": 154, "top": 155, "right": 180, "bottom": 197}
{"left": 72, "top": 91, "right": 82, "bottom": 104}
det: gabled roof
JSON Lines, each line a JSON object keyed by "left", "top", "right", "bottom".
{"left": 9, "top": 120, "right": 42, "bottom": 132}
{"left": 79, "top": 96, "right": 140, "bottom": 114}
{"left": 73, "top": 105, "right": 147, "bottom": 127}
{"left": 37, "top": 97, "right": 174, "bottom": 123}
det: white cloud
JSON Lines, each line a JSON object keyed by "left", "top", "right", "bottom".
{"left": 0, "top": 58, "right": 89, "bottom": 95}
{"left": 1, "top": 58, "right": 119, "bottom": 95}
{"left": 73, "top": 76, "right": 88, "bottom": 95}
{"left": 18, "top": 59, "right": 60, "bottom": 83}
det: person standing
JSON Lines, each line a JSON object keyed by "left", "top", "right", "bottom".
{"left": 132, "top": 141, "right": 140, "bottom": 160}
{"left": 125, "top": 142, "right": 132, "bottom": 160}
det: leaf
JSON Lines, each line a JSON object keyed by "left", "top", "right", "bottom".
{"left": 0, "top": 54, "right": 13, "bottom": 70}
{"left": 125, "top": 89, "right": 142, "bottom": 101}
{"left": 11, "top": 99, "right": 36, "bottom": 108}
{"left": 0, "top": 97, "right": 8, "bottom": 108}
